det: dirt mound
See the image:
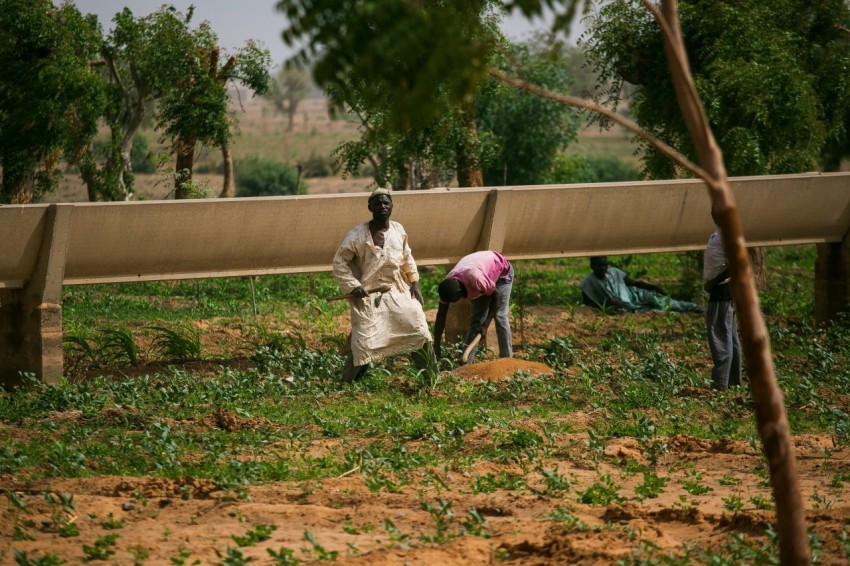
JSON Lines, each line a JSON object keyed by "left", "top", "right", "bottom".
{"left": 452, "top": 358, "right": 554, "bottom": 381}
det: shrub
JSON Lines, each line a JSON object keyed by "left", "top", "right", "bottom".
{"left": 235, "top": 157, "right": 305, "bottom": 197}
{"left": 130, "top": 134, "right": 156, "bottom": 174}
{"left": 545, "top": 153, "right": 641, "bottom": 184}
{"left": 298, "top": 152, "right": 335, "bottom": 178}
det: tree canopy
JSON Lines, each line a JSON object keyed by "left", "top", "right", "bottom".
{"left": 0, "top": 3, "right": 270, "bottom": 203}
{"left": 584, "top": 0, "right": 850, "bottom": 177}
{"left": 478, "top": 41, "right": 580, "bottom": 185}
{"left": 265, "top": 64, "right": 312, "bottom": 132}
{"left": 0, "top": 0, "right": 105, "bottom": 203}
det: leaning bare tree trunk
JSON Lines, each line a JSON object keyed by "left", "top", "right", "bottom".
{"left": 490, "top": 1, "right": 808, "bottom": 561}
{"left": 219, "top": 143, "right": 236, "bottom": 198}
{"left": 652, "top": 2, "right": 808, "bottom": 562}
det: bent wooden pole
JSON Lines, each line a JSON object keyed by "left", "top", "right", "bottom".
{"left": 651, "top": 1, "right": 809, "bottom": 562}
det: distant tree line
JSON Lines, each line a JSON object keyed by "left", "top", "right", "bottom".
{"left": 0, "top": 0, "right": 271, "bottom": 204}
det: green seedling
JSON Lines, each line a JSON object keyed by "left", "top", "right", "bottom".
{"left": 303, "top": 531, "right": 338, "bottom": 561}
{"left": 548, "top": 508, "right": 589, "bottom": 532}
{"left": 634, "top": 471, "right": 669, "bottom": 500}
{"left": 723, "top": 494, "right": 744, "bottom": 513}
{"left": 577, "top": 474, "right": 623, "bottom": 506}
{"left": 214, "top": 545, "right": 256, "bottom": 565}
{"left": 461, "top": 508, "right": 490, "bottom": 538}
{"left": 420, "top": 498, "right": 455, "bottom": 543}
{"left": 99, "top": 513, "right": 125, "bottom": 530}
{"left": 232, "top": 524, "right": 277, "bottom": 547}
{"left": 267, "top": 546, "right": 301, "bottom": 565}
{"left": 82, "top": 533, "right": 119, "bottom": 561}
{"left": 13, "top": 550, "right": 67, "bottom": 566}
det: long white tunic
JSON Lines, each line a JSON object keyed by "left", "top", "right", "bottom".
{"left": 332, "top": 221, "right": 431, "bottom": 366}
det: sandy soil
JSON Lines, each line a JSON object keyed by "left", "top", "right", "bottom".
{"left": 4, "top": 307, "right": 850, "bottom": 564}
{"left": 3, "top": 415, "right": 848, "bottom": 564}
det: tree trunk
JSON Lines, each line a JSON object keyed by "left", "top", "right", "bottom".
{"left": 455, "top": 102, "right": 484, "bottom": 188}
{"left": 651, "top": 2, "right": 809, "bottom": 562}
{"left": 287, "top": 103, "right": 296, "bottom": 132}
{"left": 1, "top": 169, "right": 34, "bottom": 204}
{"left": 750, "top": 247, "right": 768, "bottom": 292}
{"left": 219, "top": 143, "right": 236, "bottom": 198}
{"left": 174, "top": 140, "right": 195, "bottom": 200}
{"left": 79, "top": 148, "right": 99, "bottom": 202}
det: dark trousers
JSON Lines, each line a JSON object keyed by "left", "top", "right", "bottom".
{"left": 706, "top": 297, "right": 742, "bottom": 390}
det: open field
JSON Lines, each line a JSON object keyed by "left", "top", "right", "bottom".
{"left": 46, "top": 94, "right": 640, "bottom": 203}
{"left": 2, "top": 250, "right": 850, "bottom": 564}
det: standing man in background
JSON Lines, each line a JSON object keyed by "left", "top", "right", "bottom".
{"left": 333, "top": 188, "right": 435, "bottom": 382}
{"left": 433, "top": 250, "right": 514, "bottom": 365}
{"left": 703, "top": 210, "right": 742, "bottom": 391}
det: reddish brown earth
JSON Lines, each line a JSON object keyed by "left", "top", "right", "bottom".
{"left": 4, "top": 310, "right": 849, "bottom": 564}
{"left": 3, "top": 424, "right": 848, "bottom": 564}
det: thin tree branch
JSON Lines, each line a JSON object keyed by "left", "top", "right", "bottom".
{"left": 487, "top": 67, "right": 709, "bottom": 181}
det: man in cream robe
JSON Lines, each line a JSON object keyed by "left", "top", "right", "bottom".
{"left": 333, "top": 188, "right": 434, "bottom": 382}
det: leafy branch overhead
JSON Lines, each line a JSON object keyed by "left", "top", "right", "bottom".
{"left": 277, "top": 1, "right": 840, "bottom": 562}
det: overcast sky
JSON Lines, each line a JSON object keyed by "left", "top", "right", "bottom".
{"left": 68, "top": 1, "right": 578, "bottom": 67}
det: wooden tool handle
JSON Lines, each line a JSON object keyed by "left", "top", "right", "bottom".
{"left": 327, "top": 285, "right": 392, "bottom": 302}
{"left": 460, "top": 333, "right": 483, "bottom": 365}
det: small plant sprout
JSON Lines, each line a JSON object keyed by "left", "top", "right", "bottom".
{"left": 577, "top": 474, "right": 624, "bottom": 506}
{"left": 461, "top": 508, "right": 490, "bottom": 538}
{"left": 634, "top": 472, "right": 669, "bottom": 501}
{"left": 232, "top": 524, "right": 278, "bottom": 547}
{"left": 303, "top": 530, "right": 338, "bottom": 560}
{"left": 13, "top": 550, "right": 67, "bottom": 566}
{"left": 267, "top": 546, "right": 301, "bottom": 565}
{"left": 99, "top": 512, "right": 125, "bottom": 530}
{"left": 420, "top": 498, "right": 455, "bottom": 543}
{"left": 722, "top": 494, "right": 744, "bottom": 513}
{"left": 82, "top": 533, "right": 120, "bottom": 561}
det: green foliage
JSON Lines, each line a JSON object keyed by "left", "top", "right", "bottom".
{"left": 303, "top": 531, "right": 338, "bottom": 560}
{"left": 578, "top": 474, "right": 623, "bottom": 505}
{"left": 3, "top": 250, "right": 850, "bottom": 561}
{"left": 13, "top": 550, "right": 66, "bottom": 566}
{"left": 78, "top": 5, "right": 271, "bottom": 201}
{"left": 634, "top": 472, "right": 669, "bottom": 501}
{"left": 131, "top": 135, "right": 157, "bottom": 174}
{"left": 82, "top": 533, "right": 119, "bottom": 561}
{"left": 99, "top": 513, "right": 125, "bottom": 530}
{"left": 279, "top": 0, "right": 497, "bottom": 132}
{"left": 215, "top": 545, "right": 255, "bottom": 565}
{"left": 267, "top": 546, "right": 301, "bottom": 565}
{"left": 478, "top": 40, "right": 580, "bottom": 185}
{"left": 545, "top": 153, "right": 641, "bottom": 184}
{"left": 0, "top": 0, "right": 106, "bottom": 202}
{"left": 148, "top": 325, "right": 202, "bottom": 362}
{"left": 328, "top": 76, "right": 480, "bottom": 189}
{"left": 235, "top": 157, "right": 305, "bottom": 197}
{"left": 298, "top": 152, "right": 335, "bottom": 178}
{"left": 585, "top": 0, "right": 850, "bottom": 176}
{"left": 232, "top": 524, "right": 277, "bottom": 547}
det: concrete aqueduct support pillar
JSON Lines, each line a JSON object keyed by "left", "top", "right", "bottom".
{"left": 441, "top": 189, "right": 512, "bottom": 354}
{"left": 0, "top": 205, "right": 71, "bottom": 387}
{"left": 815, "top": 236, "right": 850, "bottom": 326}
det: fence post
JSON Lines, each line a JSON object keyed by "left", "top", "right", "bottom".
{"left": 0, "top": 204, "right": 72, "bottom": 387}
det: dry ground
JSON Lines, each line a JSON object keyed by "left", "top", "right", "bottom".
{"left": 3, "top": 306, "right": 849, "bottom": 564}
{"left": 15, "top": 96, "right": 846, "bottom": 564}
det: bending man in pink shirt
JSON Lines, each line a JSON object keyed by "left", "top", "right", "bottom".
{"left": 433, "top": 251, "right": 514, "bottom": 365}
